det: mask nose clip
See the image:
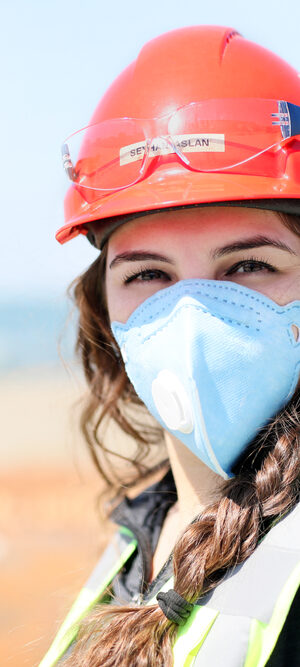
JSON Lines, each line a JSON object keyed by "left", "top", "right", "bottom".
{"left": 151, "top": 369, "right": 194, "bottom": 433}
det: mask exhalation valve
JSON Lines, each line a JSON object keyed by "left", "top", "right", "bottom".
{"left": 151, "top": 369, "right": 194, "bottom": 433}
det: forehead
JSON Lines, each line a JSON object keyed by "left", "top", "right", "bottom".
{"left": 106, "top": 206, "right": 297, "bottom": 256}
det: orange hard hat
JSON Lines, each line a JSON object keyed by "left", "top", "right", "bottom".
{"left": 56, "top": 26, "right": 300, "bottom": 247}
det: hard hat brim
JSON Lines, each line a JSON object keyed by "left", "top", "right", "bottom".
{"left": 56, "top": 163, "right": 300, "bottom": 245}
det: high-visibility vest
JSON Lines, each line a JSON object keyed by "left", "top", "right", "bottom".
{"left": 39, "top": 502, "right": 300, "bottom": 667}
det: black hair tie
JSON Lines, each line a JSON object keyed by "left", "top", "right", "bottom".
{"left": 156, "top": 590, "right": 194, "bottom": 626}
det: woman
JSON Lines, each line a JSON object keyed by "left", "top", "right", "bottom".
{"left": 42, "top": 26, "right": 300, "bottom": 666}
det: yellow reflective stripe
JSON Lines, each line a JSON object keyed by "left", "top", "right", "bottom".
{"left": 174, "top": 605, "right": 219, "bottom": 667}
{"left": 39, "top": 538, "right": 137, "bottom": 667}
{"left": 119, "top": 525, "right": 135, "bottom": 539}
{"left": 244, "top": 560, "right": 300, "bottom": 667}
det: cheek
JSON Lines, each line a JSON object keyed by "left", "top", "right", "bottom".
{"left": 105, "top": 277, "right": 119, "bottom": 323}
{"left": 267, "top": 274, "right": 300, "bottom": 306}
{"left": 291, "top": 325, "right": 300, "bottom": 342}
{"left": 105, "top": 278, "right": 138, "bottom": 325}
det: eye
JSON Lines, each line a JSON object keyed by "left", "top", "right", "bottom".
{"left": 226, "top": 258, "right": 276, "bottom": 275}
{"left": 124, "top": 267, "right": 172, "bottom": 284}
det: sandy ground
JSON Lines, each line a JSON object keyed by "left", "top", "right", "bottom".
{"left": 0, "top": 365, "right": 115, "bottom": 666}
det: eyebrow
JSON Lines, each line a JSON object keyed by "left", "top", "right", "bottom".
{"left": 109, "top": 236, "right": 297, "bottom": 269}
{"left": 211, "top": 235, "right": 297, "bottom": 259}
{"left": 109, "top": 251, "right": 175, "bottom": 269}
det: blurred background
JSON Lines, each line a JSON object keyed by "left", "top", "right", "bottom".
{"left": 1, "top": 0, "right": 299, "bottom": 664}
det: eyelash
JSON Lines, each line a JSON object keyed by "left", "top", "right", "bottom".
{"left": 123, "top": 265, "right": 172, "bottom": 284}
{"left": 226, "top": 257, "right": 276, "bottom": 275}
{"left": 123, "top": 257, "right": 276, "bottom": 284}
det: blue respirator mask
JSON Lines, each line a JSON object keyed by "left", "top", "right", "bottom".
{"left": 111, "top": 280, "right": 300, "bottom": 479}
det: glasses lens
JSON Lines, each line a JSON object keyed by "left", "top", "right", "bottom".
{"left": 169, "top": 99, "right": 286, "bottom": 171}
{"left": 66, "top": 119, "right": 146, "bottom": 190}
{"left": 63, "top": 99, "right": 293, "bottom": 191}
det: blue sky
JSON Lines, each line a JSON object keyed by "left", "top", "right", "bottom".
{"left": 1, "top": 0, "right": 300, "bottom": 299}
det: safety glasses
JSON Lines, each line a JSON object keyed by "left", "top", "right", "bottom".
{"left": 61, "top": 98, "right": 300, "bottom": 191}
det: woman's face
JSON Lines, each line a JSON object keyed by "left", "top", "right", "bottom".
{"left": 106, "top": 206, "right": 300, "bottom": 324}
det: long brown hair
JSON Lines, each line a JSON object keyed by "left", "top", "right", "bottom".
{"left": 65, "top": 212, "right": 300, "bottom": 666}
{"left": 70, "top": 244, "right": 167, "bottom": 500}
